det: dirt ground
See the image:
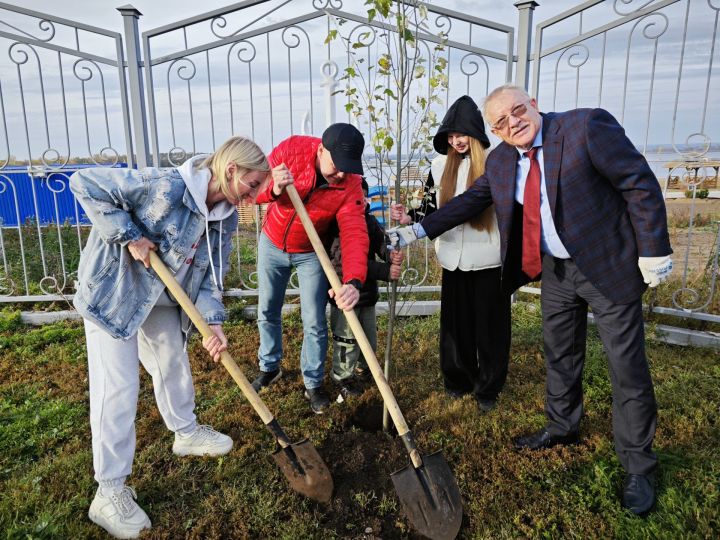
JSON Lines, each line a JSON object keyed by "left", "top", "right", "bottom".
{"left": 319, "top": 396, "right": 409, "bottom": 538}
{"left": 665, "top": 199, "right": 720, "bottom": 274}
{"left": 664, "top": 198, "right": 720, "bottom": 214}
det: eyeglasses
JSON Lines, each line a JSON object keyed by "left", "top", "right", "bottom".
{"left": 491, "top": 102, "right": 528, "bottom": 132}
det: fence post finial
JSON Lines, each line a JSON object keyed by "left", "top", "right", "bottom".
{"left": 117, "top": 5, "right": 151, "bottom": 168}
{"left": 514, "top": 1, "right": 538, "bottom": 91}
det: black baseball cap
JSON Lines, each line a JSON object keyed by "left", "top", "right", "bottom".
{"left": 321, "top": 123, "right": 365, "bottom": 175}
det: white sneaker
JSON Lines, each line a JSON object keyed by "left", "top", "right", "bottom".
{"left": 172, "top": 425, "right": 233, "bottom": 457}
{"left": 88, "top": 485, "right": 151, "bottom": 539}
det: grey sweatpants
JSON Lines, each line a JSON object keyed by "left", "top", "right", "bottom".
{"left": 85, "top": 304, "right": 197, "bottom": 487}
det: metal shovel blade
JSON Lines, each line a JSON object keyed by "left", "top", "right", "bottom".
{"left": 390, "top": 451, "right": 463, "bottom": 540}
{"left": 271, "top": 438, "right": 334, "bottom": 503}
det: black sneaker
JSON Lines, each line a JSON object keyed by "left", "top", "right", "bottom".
{"left": 304, "top": 387, "right": 330, "bottom": 415}
{"left": 354, "top": 368, "right": 372, "bottom": 384}
{"left": 333, "top": 378, "right": 362, "bottom": 402}
{"left": 251, "top": 369, "right": 282, "bottom": 392}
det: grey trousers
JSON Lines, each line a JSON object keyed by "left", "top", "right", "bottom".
{"left": 329, "top": 304, "right": 377, "bottom": 381}
{"left": 85, "top": 304, "right": 197, "bottom": 485}
{"left": 540, "top": 255, "right": 657, "bottom": 475}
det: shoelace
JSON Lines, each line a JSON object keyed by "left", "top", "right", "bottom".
{"left": 186, "top": 425, "right": 218, "bottom": 444}
{"left": 110, "top": 486, "right": 138, "bottom": 518}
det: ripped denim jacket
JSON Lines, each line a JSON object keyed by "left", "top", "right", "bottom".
{"left": 70, "top": 166, "right": 236, "bottom": 340}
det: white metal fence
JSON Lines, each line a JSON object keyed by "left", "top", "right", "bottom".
{"left": 0, "top": 0, "right": 717, "bottom": 336}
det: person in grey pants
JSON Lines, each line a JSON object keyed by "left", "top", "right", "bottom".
{"left": 70, "top": 136, "right": 269, "bottom": 539}
{"left": 327, "top": 179, "right": 403, "bottom": 400}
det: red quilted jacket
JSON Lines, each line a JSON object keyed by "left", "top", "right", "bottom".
{"left": 256, "top": 135, "right": 368, "bottom": 283}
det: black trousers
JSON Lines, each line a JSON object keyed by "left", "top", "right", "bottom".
{"left": 541, "top": 255, "right": 657, "bottom": 475}
{"left": 440, "top": 266, "right": 511, "bottom": 400}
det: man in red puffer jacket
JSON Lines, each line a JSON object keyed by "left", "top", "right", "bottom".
{"left": 252, "top": 123, "right": 369, "bottom": 414}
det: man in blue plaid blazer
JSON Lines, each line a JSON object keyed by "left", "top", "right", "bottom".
{"left": 390, "top": 84, "right": 673, "bottom": 516}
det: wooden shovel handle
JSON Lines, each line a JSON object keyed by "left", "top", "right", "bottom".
{"left": 285, "top": 184, "right": 415, "bottom": 445}
{"left": 149, "top": 251, "right": 287, "bottom": 445}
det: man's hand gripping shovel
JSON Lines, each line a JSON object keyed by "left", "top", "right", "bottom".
{"left": 286, "top": 185, "right": 463, "bottom": 540}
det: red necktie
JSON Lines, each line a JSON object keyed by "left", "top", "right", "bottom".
{"left": 522, "top": 147, "right": 542, "bottom": 280}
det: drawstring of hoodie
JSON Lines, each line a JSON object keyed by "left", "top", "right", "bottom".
{"left": 185, "top": 219, "right": 223, "bottom": 354}
{"left": 204, "top": 219, "right": 224, "bottom": 292}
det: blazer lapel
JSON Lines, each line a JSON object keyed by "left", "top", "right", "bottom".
{"left": 541, "top": 113, "right": 563, "bottom": 217}
{"left": 493, "top": 143, "right": 519, "bottom": 239}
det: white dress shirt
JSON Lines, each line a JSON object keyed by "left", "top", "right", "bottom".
{"left": 514, "top": 123, "right": 570, "bottom": 259}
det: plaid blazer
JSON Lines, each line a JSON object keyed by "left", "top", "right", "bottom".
{"left": 422, "top": 108, "right": 672, "bottom": 304}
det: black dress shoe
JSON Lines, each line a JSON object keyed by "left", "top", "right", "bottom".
{"left": 475, "top": 397, "right": 497, "bottom": 413}
{"left": 444, "top": 387, "right": 470, "bottom": 399}
{"left": 622, "top": 473, "right": 656, "bottom": 516}
{"left": 514, "top": 427, "right": 579, "bottom": 450}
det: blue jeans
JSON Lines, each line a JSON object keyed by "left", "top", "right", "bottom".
{"left": 257, "top": 232, "right": 329, "bottom": 389}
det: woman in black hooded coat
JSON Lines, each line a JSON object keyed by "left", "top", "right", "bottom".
{"left": 396, "top": 95, "right": 511, "bottom": 412}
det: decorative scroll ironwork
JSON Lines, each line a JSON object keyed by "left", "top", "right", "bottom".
{"left": 0, "top": 17, "right": 56, "bottom": 42}
{"left": 614, "top": 0, "right": 657, "bottom": 16}
{"left": 0, "top": 174, "right": 29, "bottom": 295}
{"left": 228, "top": 40, "right": 257, "bottom": 139}
{"left": 552, "top": 44, "right": 589, "bottom": 111}
{"left": 166, "top": 57, "right": 198, "bottom": 166}
{"left": 0, "top": 0, "right": 715, "bottom": 329}
{"left": 73, "top": 59, "right": 120, "bottom": 166}
{"left": 313, "top": 0, "right": 343, "bottom": 9}
{"left": 460, "top": 53, "right": 490, "bottom": 96}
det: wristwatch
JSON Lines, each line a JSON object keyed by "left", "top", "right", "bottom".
{"left": 345, "top": 279, "right": 362, "bottom": 291}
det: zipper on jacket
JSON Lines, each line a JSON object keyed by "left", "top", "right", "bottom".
{"left": 281, "top": 183, "right": 331, "bottom": 252}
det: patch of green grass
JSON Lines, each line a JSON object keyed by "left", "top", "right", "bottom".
{"left": 0, "top": 304, "right": 718, "bottom": 538}
{"left": 0, "top": 309, "right": 23, "bottom": 331}
{"left": 0, "top": 322, "right": 85, "bottom": 356}
{"left": 0, "top": 387, "right": 86, "bottom": 479}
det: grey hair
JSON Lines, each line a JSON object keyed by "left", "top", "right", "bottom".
{"left": 482, "top": 84, "right": 533, "bottom": 118}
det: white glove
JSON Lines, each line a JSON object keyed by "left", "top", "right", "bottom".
{"left": 387, "top": 225, "right": 418, "bottom": 248}
{"left": 638, "top": 255, "right": 673, "bottom": 288}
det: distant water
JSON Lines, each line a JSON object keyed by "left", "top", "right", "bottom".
{"left": 644, "top": 150, "right": 720, "bottom": 184}
{"left": 366, "top": 148, "right": 720, "bottom": 187}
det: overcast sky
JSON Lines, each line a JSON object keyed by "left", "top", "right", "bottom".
{"left": 16, "top": 0, "right": 580, "bottom": 36}
{"left": 2, "top": 0, "right": 718, "bottom": 171}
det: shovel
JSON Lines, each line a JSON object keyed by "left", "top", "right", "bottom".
{"left": 286, "top": 184, "right": 462, "bottom": 540}
{"left": 148, "top": 251, "right": 333, "bottom": 503}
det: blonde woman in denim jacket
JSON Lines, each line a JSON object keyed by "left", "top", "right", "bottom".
{"left": 69, "top": 136, "right": 270, "bottom": 539}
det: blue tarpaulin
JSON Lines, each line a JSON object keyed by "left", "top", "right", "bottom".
{"left": 0, "top": 164, "right": 127, "bottom": 227}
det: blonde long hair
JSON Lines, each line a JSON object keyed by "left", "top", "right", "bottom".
{"left": 437, "top": 136, "right": 494, "bottom": 231}
{"left": 200, "top": 136, "right": 269, "bottom": 200}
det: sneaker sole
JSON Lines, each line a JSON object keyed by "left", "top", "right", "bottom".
{"left": 172, "top": 440, "right": 233, "bottom": 457}
{"left": 88, "top": 508, "right": 151, "bottom": 539}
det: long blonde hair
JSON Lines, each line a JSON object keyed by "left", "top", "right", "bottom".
{"left": 437, "top": 136, "right": 494, "bottom": 231}
{"left": 200, "top": 136, "right": 270, "bottom": 199}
